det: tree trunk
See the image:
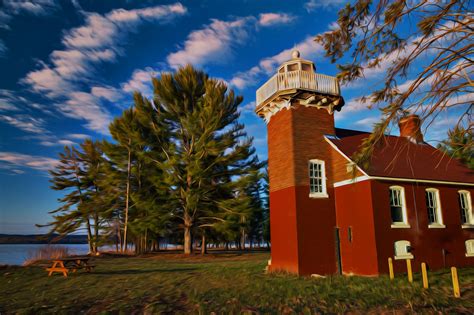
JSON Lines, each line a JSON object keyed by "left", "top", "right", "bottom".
{"left": 122, "top": 140, "right": 132, "bottom": 253}
{"left": 85, "top": 217, "right": 93, "bottom": 254}
{"left": 93, "top": 213, "right": 99, "bottom": 253}
{"left": 241, "top": 229, "right": 246, "bottom": 251}
{"left": 116, "top": 223, "right": 122, "bottom": 253}
{"left": 144, "top": 229, "right": 148, "bottom": 253}
{"left": 201, "top": 233, "right": 207, "bottom": 255}
{"left": 184, "top": 226, "right": 192, "bottom": 254}
{"left": 183, "top": 211, "right": 193, "bottom": 254}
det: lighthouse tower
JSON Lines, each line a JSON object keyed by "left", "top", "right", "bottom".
{"left": 256, "top": 50, "right": 345, "bottom": 275}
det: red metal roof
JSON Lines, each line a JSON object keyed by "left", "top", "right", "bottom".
{"left": 329, "top": 128, "right": 474, "bottom": 184}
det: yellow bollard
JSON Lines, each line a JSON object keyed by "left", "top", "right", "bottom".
{"left": 406, "top": 259, "right": 413, "bottom": 283}
{"left": 388, "top": 257, "right": 394, "bottom": 280}
{"left": 421, "top": 263, "right": 429, "bottom": 289}
{"left": 451, "top": 267, "right": 461, "bottom": 298}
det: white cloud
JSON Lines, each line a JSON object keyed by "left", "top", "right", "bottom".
{"left": 0, "top": 114, "right": 47, "bottom": 134}
{"left": 61, "top": 13, "right": 119, "bottom": 50}
{"left": 91, "top": 86, "right": 123, "bottom": 102}
{"left": 238, "top": 101, "right": 256, "bottom": 115}
{"left": 304, "top": 0, "right": 347, "bottom": 12}
{"left": 0, "top": 100, "right": 18, "bottom": 111}
{"left": 67, "top": 133, "right": 90, "bottom": 140}
{"left": 22, "top": 3, "right": 187, "bottom": 134}
{"left": 40, "top": 139, "right": 77, "bottom": 147}
{"left": 0, "top": 89, "right": 57, "bottom": 116}
{"left": 354, "top": 116, "right": 380, "bottom": 126}
{"left": 63, "top": 92, "right": 113, "bottom": 135}
{"left": 334, "top": 96, "right": 374, "bottom": 120}
{"left": 122, "top": 68, "right": 157, "bottom": 97}
{"left": 167, "top": 16, "right": 255, "bottom": 69}
{"left": 0, "top": 90, "right": 19, "bottom": 111}
{"left": 0, "top": 151, "right": 58, "bottom": 172}
{"left": 230, "top": 36, "right": 324, "bottom": 90}
{"left": 3, "top": 0, "right": 59, "bottom": 15}
{"left": 106, "top": 3, "right": 187, "bottom": 24}
{"left": 258, "top": 13, "right": 295, "bottom": 26}
{"left": 24, "top": 66, "right": 76, "bottom": 97}
{"left": 19, "top": 133, "right": 85, "bottom": 148}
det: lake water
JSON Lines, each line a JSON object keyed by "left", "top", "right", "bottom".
{"left": 0, "top": 244, "right": 92, "bottom": 265}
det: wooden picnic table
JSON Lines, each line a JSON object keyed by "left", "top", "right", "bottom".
{"left": 46, "top": 256, "right": 95, "bottom": 277}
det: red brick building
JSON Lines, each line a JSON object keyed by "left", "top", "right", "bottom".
{"left": 255, "top": 50, "right": 474, "bottom": 276}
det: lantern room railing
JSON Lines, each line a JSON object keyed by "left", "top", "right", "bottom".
{"left": 256, "top": 70, "right": 340, "bottom": 107}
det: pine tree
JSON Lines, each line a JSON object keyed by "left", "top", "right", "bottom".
{"left": 153, "top": 65, "right": 261, "bottom": 254}
{"left": 438, "top": 126, "right": 474, "bottom": 169}
{"left": 129, "top": 93, "right": 172, "bottom": 253}
{"left": 43, "top": 140, "right": 106, "bottom": 253}
{"left": 102, "top": 92, "right": 172, "bottom": 253}
{"left": 102, "top": 108, "right": 140, "bottom": 252}
{"left": 76, "top": 139, "right": 108, "bottom": 253}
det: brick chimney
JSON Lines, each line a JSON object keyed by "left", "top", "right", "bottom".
{"left": 399, "top": 114, "right": 424, "bottom": 143}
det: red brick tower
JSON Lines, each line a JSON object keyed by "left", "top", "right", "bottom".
{"left": 255, "top": 50, "right": 345, "bottom": 275}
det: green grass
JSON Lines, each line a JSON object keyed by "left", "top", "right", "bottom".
{"left": 1, "top": 252, "right": 473, "bottom": 314}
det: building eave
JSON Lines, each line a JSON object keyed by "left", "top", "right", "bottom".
{"left": 334, "top": 175, "right": 474, "bottom": 188}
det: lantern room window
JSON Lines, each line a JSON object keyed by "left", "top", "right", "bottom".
{"left": 309, "top": 159, "right": 327, "bottom": 198}
{"left": 287, "top": 63, "right": 299, "bottom": 71}
{"left": 301, "top": 63, "right": 312, "bottom": 71}
{"left": 389, "top": 186, "right": 409, "bottom": 228}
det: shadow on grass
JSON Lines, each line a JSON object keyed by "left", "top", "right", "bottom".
{"left": 92, "top": 267, "right": 198, "bottom": 275}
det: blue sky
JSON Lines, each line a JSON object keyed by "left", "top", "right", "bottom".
{"left": 0, "top": 0, "right": 466, "bottom": 234}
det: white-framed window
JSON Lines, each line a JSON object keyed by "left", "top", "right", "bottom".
{"left": 425, "top": 188, "right": 445, "bottom": 228}
{"left": 308, "top": 159, "right": 328, "bottom": 198}
{"left": 465, "top": 240, "right": 474, "bottom": 257}
{"left": 459, "top": 190, "right": 473, "bottom": 227}
{"left": 389, "top": 186, "right": 409, "bottom": 228}
{"left": 394, "top": 240, "right": 413, "bottom": 260}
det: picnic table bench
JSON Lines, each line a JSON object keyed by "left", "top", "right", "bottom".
{"left": 46, "top": 257, "right": 95, "bottom": 277}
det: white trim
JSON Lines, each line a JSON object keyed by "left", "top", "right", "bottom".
{"left": 333, "top": 175, "right": 370, "bottom": 187}
{"left": 391, "top": 224, "right": 411, "bottom": 228}
{"left": 333, "top": 175, "right": 474, "bottom": 188}
{"left": 372, "top": 176, "right": 474, "bottom": 187}
{"left": 309, "top": 192, "right": 329, "bottom": 198}
{"left": 324, "top": 136, "right": 369, "bottom": 176}
{"left": 462, "top": 224, "right": 474, "bottom": 229}
{"left": 428, "top": 224, "right": 446, "bottom": 229}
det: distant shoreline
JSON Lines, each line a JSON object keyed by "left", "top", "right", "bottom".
{"left": 0, "top": 234, "right": 88, "bottom": 244}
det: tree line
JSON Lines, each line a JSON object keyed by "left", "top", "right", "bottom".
{"left": 41, "top": 66, "right": 269, "bottom": 255}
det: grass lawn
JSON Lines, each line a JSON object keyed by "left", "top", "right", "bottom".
{"left": 1, "top": 251, "right": 473, "bottom": 314}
